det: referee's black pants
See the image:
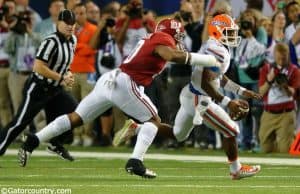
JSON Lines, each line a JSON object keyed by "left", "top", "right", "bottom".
{"left": 0, "top": 74, "right": 77, "bottom": 155}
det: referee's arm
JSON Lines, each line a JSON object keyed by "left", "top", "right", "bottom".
{"left": 33, "top": 59, "right": 61, "bottom": 82}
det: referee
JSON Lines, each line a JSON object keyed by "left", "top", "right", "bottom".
{"left": 0, "top": 9, "right": 78, "bottom": 161}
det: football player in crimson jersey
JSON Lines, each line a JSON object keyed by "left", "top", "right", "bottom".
{"left": 173, "top": 14, "right": 262, "bottom": 180}
{"left": 18, "top": 18, "right": 220, "bottom": 178}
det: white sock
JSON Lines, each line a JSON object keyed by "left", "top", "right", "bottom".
{"left": 229, "top": 158, "right": 242, "bottom": 173}
{"left": 36, "top": 115, "right": 71, "bottom": 142}
{"left": 131, "top": 122, "right": 158, "bottom": 161}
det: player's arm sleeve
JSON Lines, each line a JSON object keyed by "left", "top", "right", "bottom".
{"left": 35, "top": 38, "right": 57, "bottom": 63}
{"left": 201, "top": 46, "right": 225, "bottom": 71}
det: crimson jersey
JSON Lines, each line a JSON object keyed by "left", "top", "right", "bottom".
{"left": 120, "top": 31, "right": 176, "bottom": 86}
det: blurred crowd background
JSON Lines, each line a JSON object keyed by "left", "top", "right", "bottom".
{"left": 1, "top": 0, "right": 300, "bottom": 154}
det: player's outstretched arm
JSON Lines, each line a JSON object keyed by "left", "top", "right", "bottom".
{"left": 203, "top": 69, "right": 248, "bottom": 118}
{"left": 153, "top": 45, "right": 220, "bottom": 67}
{"left": 221, "top": 75, "right": 262, "bottom": 100}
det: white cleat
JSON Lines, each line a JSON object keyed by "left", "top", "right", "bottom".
{"left": 230, "top": 164, "right": 261, "bottom": 180}
{"left": 113, "top": 119, "right": 137, "bottom": 147}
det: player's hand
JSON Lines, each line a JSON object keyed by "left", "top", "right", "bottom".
{"left": 228, "top": 99, "right": 243, "bottom": 113}
{"left": 241, "top": 89, "right": 262, "bottom": 100}
{"left": 228, "top": 99, "right": 249, "bottom": 121}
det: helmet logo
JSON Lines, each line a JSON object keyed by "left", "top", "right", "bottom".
{"left": 211, "top": 20, "right": 228, "bottom": 27}
{"left": 170, "top": 20, "right": 181, "bottom": 30}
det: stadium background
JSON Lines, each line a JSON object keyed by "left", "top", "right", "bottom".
{"left": 29, "top": 0, "right": 285, "bottom": 19}
{"left": 30, "top": 0, "right": 181, "bottom": 18}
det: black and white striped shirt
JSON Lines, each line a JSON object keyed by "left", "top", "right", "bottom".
{"left": 34, "top": 31, "right": 77, "bottom": 86}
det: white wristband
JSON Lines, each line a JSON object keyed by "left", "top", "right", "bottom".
{"left": 237, "top": 87, "right": 246, "bottom": 95}
{"left": 221, "top": 96, "right": 231, "bottom": 107}
{"left": 189, "top": 53, "right": 219, "bottom": 67}
{"left": 224, "top": 80, "right": 239, "bottom": 94}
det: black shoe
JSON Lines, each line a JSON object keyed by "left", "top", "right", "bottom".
{"left": 46, "top": 145, "right": 74, "bottom": 161}
{"left": 18, "top": 147, "right": 30, "bottom": 167}
{"left": 18, "top": 134, "right": 39, "bottom": 167}
{"left": 125, "top": 158, "right": 157, "bottom": 178}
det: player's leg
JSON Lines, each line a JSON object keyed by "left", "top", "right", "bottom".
{"left": 125, "top": 118, "right": 158, "bottom": 178}
{"left": 111, "top": 72, "right": 159, "bottom": 178}
{"left": 18, "top": 74, "right": 113, "bottom": 166}
{"left": 113, "top": 84, "right": 194, "bottom": 147}
{"left": 202, "top": 101, "right": 260, "bottom": 180}
{"left": 173, "top": 106, "right": 194, "bottom": 142}
{"left": 173, "top": 86, "right": 196, "bottom": 142}
{"left": 43, "top": 90, "right": 78, "bottom": 161}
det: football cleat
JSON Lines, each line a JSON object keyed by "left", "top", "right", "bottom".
{"left": 230, "top": 164, "right": 261, "bottom": 180}
{"left": 18, "top": 147, "right": 30, "bottom": 167}
{"left": 18, "top": 133, "right": 40, "bottom": 167}
{"left": 46, "top": 145, "right": 74, "bottom": 161}
{"left": 113, "top": 119, "right": 137, "bottom": 147}
{"left": 125, "top": 158, "right": 157, "bottom": 179}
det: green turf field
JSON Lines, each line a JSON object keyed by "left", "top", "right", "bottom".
{"left": 0, "top": 147, "right": 300, "bottom": 194}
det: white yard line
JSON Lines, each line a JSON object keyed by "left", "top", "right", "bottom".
{"left": 0, "top": 175, "right": 300, "bottom": 178}
{"left": 0, "top": 184, "right": 300, "bottom": 188}
{"left": 4, "top": 149, "right": 300, "bottom": 166}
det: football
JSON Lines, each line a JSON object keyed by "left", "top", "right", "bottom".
{"left": 229, "top": 99, "right": 249, "bottom": 121}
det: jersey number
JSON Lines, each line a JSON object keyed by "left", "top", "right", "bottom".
{"left": 123, "top": 39, "right": 145, "bottom": 64}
